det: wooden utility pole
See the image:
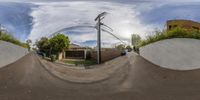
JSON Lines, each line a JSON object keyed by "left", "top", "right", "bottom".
{"left": 95, "top": 12, "right": 107, "bottom": 64}
{"left": 97, "top": 17, "right": 101, "bottom": 64}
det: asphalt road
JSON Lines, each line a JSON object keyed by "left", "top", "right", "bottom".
{"left": 1, "top": 52, "right": 200, "bottom": 100}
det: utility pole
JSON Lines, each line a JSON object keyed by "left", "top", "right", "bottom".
{"left": 95, "top": 12, "right": 107, "bottom": 64}
{"left": 97, "top": 17, "right": 101, "bottom": 64}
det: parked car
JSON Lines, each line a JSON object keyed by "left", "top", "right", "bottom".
{"left": 36, "top": 51, "right": 43, "bottom": 56}
{"left": 36, "top": 51, "right": 46, "bottom": 57}
{"left": 127, "top": 49, "right": 132, "bottom": 52}
{"left": 121, "top": 50, "right": 126, "bottom": 56}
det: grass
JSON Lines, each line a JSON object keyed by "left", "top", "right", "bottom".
{"left": 138, "top": 27, "right": 200, "bottom": 47}
{"left": 64, "top": 60, "right": 97, "bottom": 66}
{"left": 0, "top": 31, "right": 28, "bottom": 48}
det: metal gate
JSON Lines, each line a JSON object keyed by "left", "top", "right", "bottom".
{"left": 65, "top": 50, "right": 84, "bottom": 59}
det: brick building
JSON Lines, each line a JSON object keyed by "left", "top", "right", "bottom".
{"left": 167, "top": 20, "right": 200, "bottom": 31}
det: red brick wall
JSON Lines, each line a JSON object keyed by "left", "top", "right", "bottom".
{"left": 90, "top": 49, "right": 121, "bottom": 62}
{"left": 167, "top": 20, "right": 200, "bottom": 31}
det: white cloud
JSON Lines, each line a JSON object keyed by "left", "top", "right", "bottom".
{"left": 28, "top": 1, "right": 156, "bottom": 46}
{"left": 1, "top": 0, "right": 200, "bottom": 3}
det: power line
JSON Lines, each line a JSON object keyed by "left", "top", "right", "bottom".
{"left": 49, "top": 25, "right": 94, "bottom": 38}
{"left": 101, "top": 28, "right": 126, "bottom": 45}
{"left": 95, "top": 12, "right": 128, "bottom": 64}
{"left": 95, "top": 15, "right": 127, "bottom": 45}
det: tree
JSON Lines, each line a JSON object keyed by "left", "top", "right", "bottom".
{"left": 115, "top": 44, "right": 125, "bottom": 51}
{"left": 35, "top": 37, "right": 50, "bottom": 54}
{"left": 49, "top": 34, "right": 70, "bottom": 54}
{"left": 126, "top": 45, "right": 132, "bottom": 52}
{"left": 131, "top": 34, "right": 141, "bottom": 46}
{"left": 26, "top": 39, "right": 32, "bottom": 51}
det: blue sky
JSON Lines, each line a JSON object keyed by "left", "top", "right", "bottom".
{"left": 0, "top": 1, "right": 200, "bottom": 47}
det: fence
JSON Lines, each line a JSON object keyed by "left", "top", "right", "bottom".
{"left": 90, "top": 49, "right": 121, "bottom": 62}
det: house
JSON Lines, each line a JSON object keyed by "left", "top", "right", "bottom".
{"left": 58, "top": 44, "right": 88, "bottom": 60}
{"left": 167, "top": 19, "right": 200, "bottom": 31}
{"left": 58, "top": 44, "right": 122, "bottom": 63}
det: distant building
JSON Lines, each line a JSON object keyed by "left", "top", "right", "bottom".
{"left": 0, "top": 24, "right": 8, "bottom": 33}
{"left": 167, "top": 20, "right": 200, "bottom": 31}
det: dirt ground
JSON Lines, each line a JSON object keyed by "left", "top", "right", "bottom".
{"left": 0, "top": 52, "right": 200, "bottom": 100}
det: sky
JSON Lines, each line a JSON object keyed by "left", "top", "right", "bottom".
{"left": 0, "top": 0, "right": 200, "bottom": 47}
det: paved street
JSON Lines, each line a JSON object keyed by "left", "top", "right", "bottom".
{"left": 0, "top": 52, "right": 200, "bottom": 100}
{"left": 40, "top": 52, "right": 129, "bottom": 83}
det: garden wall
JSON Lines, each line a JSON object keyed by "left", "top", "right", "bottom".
{"left": 90, "top": 49, "right": 121, "bottom": 62}
{"left": 0, "top": 40, "right": 28, "bottom": 68}
{"left": 140, "top": 38, "right": 200, "bottom": 70}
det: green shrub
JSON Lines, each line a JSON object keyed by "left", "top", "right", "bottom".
{"left": 0, "top": 32, "right": 27, "bottom": 48}
{"left": 138, "top": 27, "right": 200, "bottom": 47}
{"left": 50, "top": 55, "right": 57, "bottom": 62}
{"left": 36, "top": 34, "right": 70, "bottom": 57}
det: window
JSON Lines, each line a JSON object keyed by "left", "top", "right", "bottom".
{"left": 169, "top": 25, "right": 172, "bottom": 30}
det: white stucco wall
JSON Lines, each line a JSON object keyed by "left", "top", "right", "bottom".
{"left": 140, "top": 38, "right": 200, "bottom": 70}
{"left": 0, "top": 40, "right": 28, "bottom": 68}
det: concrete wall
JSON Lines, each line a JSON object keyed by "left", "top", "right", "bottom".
{"left": 91, "top": 49, "right": 121, "bottom": 62}
{"left": 0, "top": 40, "right": 28, "bottom": 68}
{"left": 140, "top": 38, "right": 200, "bottom": 70}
